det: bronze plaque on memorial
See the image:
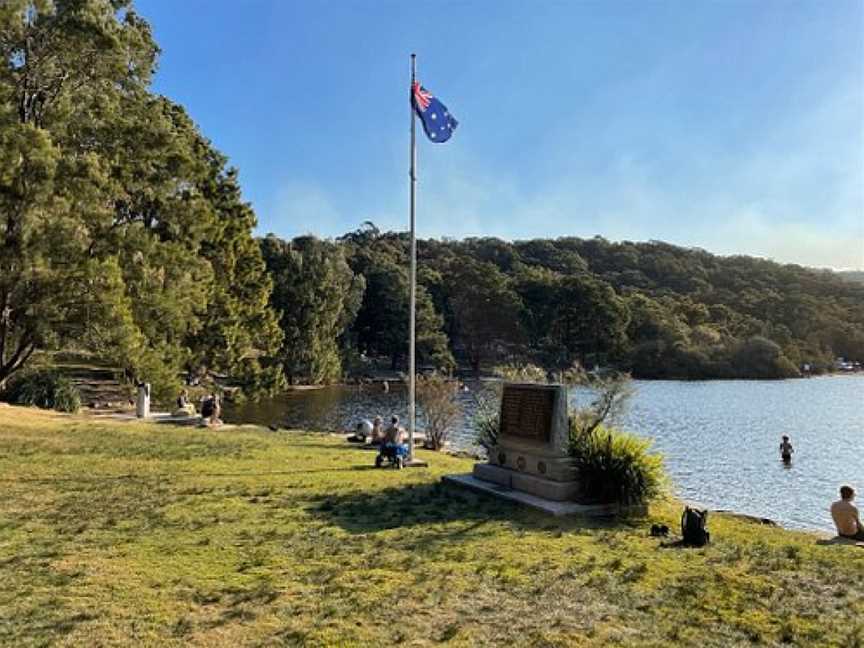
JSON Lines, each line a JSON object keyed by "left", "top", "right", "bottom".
{"left": 499, "top": 384, "right": 555, "bottom": 442}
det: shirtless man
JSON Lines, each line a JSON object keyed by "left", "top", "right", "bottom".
{"left": 384, "top": 415, "right": 404, "bottom": 445}
{"left": 831, "top": 485, "right": 864, "bottom": 541}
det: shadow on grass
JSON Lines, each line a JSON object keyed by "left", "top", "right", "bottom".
{"left": 276, "top": 441, "right": 383, "bottom": 451}
{"left": 308, "top": 480, "right": 635, "bottom": 541}
{"left": 0, "top": 466, "right": 379, "bottom": 484}
{"left": 658, "top": 539, "right": 694, "bottom": 549}
{"left": 10, "top": 611, "right": 100, "bottom": 641}
{"left": 816, "top": 536, "right": 864, "bottom": 548}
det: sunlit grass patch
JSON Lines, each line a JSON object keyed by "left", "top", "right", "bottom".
{"left": 0, "top": 405, "right": 862, "bottom": 647}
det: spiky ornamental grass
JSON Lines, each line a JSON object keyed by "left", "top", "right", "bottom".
{"left": 568, "top": 422, "right": 667, "bottom": 505}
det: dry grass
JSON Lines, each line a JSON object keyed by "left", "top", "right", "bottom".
{"left": 0, "top": 405, "right": 862, "bottom": 647}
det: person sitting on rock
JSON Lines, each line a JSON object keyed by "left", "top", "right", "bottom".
{"left": 200, "top": 392, "right": 222, "bottom": 426}
{"left": 201, "top": 394, "right": 214, "bottom": 419}
{"left": 209, "top": 393, "right": 222, "bottom": 426}
{"left": 831, "top": 485, "right": 864, "bottom": 541}
{"left": 174, "top": 389, "right": 195, "bottom": 416}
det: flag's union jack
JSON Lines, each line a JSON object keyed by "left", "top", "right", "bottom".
{"left": 411, "top": 81, "right": 458, "bottom": 143}
{"left": 412, "top": 82, "right": 432, "bottom": 111}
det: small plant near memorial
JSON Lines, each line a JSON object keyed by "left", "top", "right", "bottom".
{"left": 416, "top": 372, "right": 461, "bottom": 450}
{"left": 568, "top": 370, "right": 665, "bottom": 504}
{"left": 568, "top": 422, "right": 666, "bottom": 504}
{"left": 2, "top": 369, "right": 81, "bottom": 413}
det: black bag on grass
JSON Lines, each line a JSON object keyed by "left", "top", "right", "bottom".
{"left": 681, "top": 507, "right": 710, "bottom": 546}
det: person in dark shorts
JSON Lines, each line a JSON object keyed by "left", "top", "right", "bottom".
{"left": 779, "top": 435, "right": 794, "bottom": 463}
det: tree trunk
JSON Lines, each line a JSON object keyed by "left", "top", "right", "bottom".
{"left": 0, "top": 339, "right": 36, "bottom": 388}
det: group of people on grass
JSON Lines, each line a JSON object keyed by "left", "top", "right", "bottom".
{"left": 356, "top": 415, "right": 406, "bottom": 447}
{"left": 175, "top": 389, "right": 222, "bottom": 426}
{"left": 778, "top": 436, "right": 862, "bottom": 541}
{"left": 353, "top": 415, "right": 410, "bottom": 466}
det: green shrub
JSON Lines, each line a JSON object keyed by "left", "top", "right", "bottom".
{"left": 568, "top": 421, "right": 666, "bottom": 504}
{"left": 3, "top": 369, "right": 81, "bottom": 413}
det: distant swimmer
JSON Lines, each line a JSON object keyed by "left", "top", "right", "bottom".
{"left": 779, "top": 435, "right": 794, "bottom": 463}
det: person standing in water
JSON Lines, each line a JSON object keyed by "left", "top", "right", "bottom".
{"left": 779, "top": 435, "right": 794, "bottom": 463}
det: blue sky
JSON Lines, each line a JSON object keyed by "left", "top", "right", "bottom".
{"left": 136, "top": 0, "right": 863, "bottom": 270}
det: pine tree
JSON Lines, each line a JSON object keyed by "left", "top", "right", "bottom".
{"left": 260, "top": 235, "right": 365, "bottom": 385}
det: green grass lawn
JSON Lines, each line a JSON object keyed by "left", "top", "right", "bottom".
{"left": 0, "top": 406, "right": 861, "bottom": 647}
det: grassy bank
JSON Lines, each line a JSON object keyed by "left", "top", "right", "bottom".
{"left": 0, "top": 406, "right": 861, "bottom": 647}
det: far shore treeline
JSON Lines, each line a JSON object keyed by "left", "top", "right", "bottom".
{"left": 268, "top": 226, "right": 864, "bottom": 386}
{"left": 1, "top": 1, "right": 863, "bottom": 401}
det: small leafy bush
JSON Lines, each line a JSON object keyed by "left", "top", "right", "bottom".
{"left": 415, "top": 372, "right": 461, "bottom": 450}
{"left": 568, "top": 421, "right": 666, "bottom": 504}
{"left": 3, "top": 369, "right": 81, "bottom": 413}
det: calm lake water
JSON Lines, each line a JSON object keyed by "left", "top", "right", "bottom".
{"left": 226, "top": 376, "right": 863, "bottom": 533}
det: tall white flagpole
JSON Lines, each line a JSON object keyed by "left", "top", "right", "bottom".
{"left": 408, "top": 53, "right": 417, "bottom": 461}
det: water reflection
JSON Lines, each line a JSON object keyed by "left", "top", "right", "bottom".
{"left": 226, "top": 381, "right": 496, "bottom": 454}
{"left": 226, "top": 376, "right": 864, "bottom": 533}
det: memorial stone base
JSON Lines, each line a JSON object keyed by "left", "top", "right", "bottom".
{"left": 472, "top": 463, "right": 580, "bottom": 501}
{"left": 443, "top": 473, "right": 646, "bottom": 518}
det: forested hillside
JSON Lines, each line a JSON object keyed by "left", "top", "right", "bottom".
{"left": 266, "top": 224, "right": 864, "bottom": 382}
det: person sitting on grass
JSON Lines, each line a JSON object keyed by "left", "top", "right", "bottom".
{"left": 370, "top": 415, "right": 385, "bottom": 445}
{"left": 384, "top": 415, "right": 405, "bottom": 446}
{"left": 352, "top": 418, "right": 373, "bottom": 442}
{"left": 831, "top": 485, "right": 864, "bottom": 541}
{"left": 376, "top": 415, "right": 408, "bottom": 467}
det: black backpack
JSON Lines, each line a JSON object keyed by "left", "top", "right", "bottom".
{"left": 681, "top": 507, "right": 710, "bottom": 546}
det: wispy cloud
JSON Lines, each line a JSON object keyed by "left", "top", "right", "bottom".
{"left": 259, "top": 83, "right": 863, "bottom": 270}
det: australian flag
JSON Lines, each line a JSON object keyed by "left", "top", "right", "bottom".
{"left": 412, "top": 81, "right": 458, "bottom": 143}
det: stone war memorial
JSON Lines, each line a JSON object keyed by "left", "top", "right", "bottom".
{"left": 445, "top": 382, "right": 631, "bottom": 516}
